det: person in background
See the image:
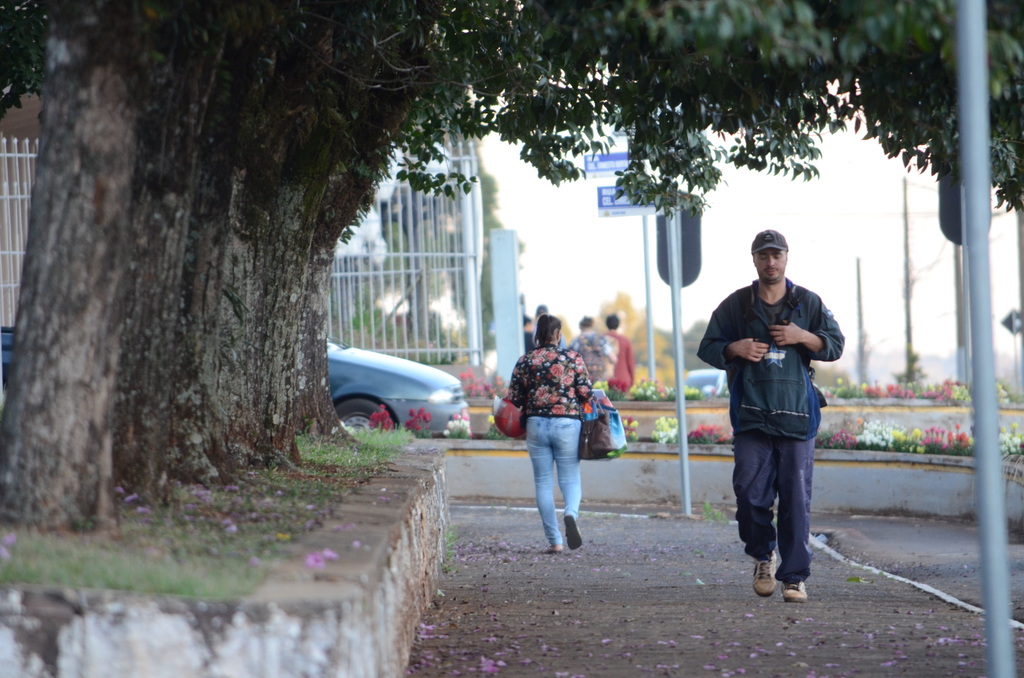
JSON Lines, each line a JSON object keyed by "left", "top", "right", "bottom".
{"left": 604, "top": 313, "right": 636, "bottom": 388}
{"left": 507, "top": 314, "right": 593, "bottom": 553}
{"left": 523, "top": 315, "right": 536, "bottom": 352}
{"left": 697, "top": 229, "right": 844, "bottom": 604}
{"left": 569, "top": 316, "right": 615, "bottom": 383}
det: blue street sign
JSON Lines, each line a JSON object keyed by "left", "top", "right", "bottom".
{"left": 584, "top": 152, "right": 629, "bottom": 177}
{"left": 596, "top": 186, "right": 657, "bottom": 218}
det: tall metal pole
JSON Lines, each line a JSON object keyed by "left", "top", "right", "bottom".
{"left": 957, "top": 1, "right": 1016, "bottom": 674}
{"left": 643, "top": 215, "right": 657, "bottom": 381}
{"left": 460, "top": 140, "right": 484, "bottom": 366}
{"left": 856, "top": 257, "right": 867, "bottom": 384}
{"left": 954, "top": 244, "right": 968, "bottom": 382}
{"left": 903, "top": 176, "right": 914, "bottom": 380}
{"left": 667, "top": 211, "right": 692, "bottom": 515}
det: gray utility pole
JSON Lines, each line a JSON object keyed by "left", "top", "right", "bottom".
{"left": 957, "top": 0, "right": 1016, "bottom": 674}
{"left": 902, "top": 176, "right": 914, "bottom": 380}
{"left": 856, "top": 257, "right": 867, "bottom": 385}
{"left": 954, "top": 243, "right": 968, "bottom": 383}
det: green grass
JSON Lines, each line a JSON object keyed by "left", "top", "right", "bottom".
{"left": 441, "top": 527, "right": 459, "bottom": 574}
{"left": 701, "top": 501, "right": 728, "bottom": 523}
{"left": 0, "top": 429, "right": 410, "bottom": 599}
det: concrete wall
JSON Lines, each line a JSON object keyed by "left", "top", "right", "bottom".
{"left": 0, "top": 452, "right": 448, "bottom": 678}
{"left": 444, "top": 441, "right": 1024, "bottom": 531}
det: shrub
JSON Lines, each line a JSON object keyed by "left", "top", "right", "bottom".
{"left": 606, "top": 379, "right": 631, "bottom": 400}
{"left": 403, "top": 408, "right": 433, "bottom": 438}
{"left": 683, "top": 385, "right": 704, "bottom": 401}
{"left": 630, "top": 379, "right": 675, "bottom": 402}
{"left": 622, "top": 416, "right": 640, "bottom": 442}
{"left": 444, "top": 414, "right": 472, "bottom": 439}
{"left": 829, "top": 378, "right": 976, "bottom": 404}
{"left": 485, "top": 414, "right": 510, "bottom": 440}
{"left": 1000, "top": 423, "right": 1024, "bottom": 455}
{"left": 652, "top": 416, "right": 678, "bottom": 444}
{"left": 687, "top": 424, "right": 732, "bottom": 445}
{"left": 459, "top": 371, "right": 507, "bottom": 399}
{"left": 816, "top": 428, "right": 858, "bottom": 450}
{"left": 369, "top": 404, "right": 395, "bottom": 431}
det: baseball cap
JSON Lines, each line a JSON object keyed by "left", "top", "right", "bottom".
{"left": 750, "top": 229, "right": 789, "bottom": 253}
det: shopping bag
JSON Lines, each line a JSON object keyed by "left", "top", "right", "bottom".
{"left": 578, "top": 399, "right": 626, "bottom": 460}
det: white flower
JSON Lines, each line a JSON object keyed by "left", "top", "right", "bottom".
{"left": 858, "top": 420, "right": 903, "bottom": 450}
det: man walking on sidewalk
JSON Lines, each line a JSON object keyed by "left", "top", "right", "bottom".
{"left": 697, "top": 229, "right": 844, "bottom": 603}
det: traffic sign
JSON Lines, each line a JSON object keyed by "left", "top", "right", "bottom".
{"left": 1002, "top": 310, "right": 1021, "bottom": 335}
{"left": 584, "top": 152, "right": 629, "bottom": 177}
{"left": 596, "top": 186, "right": 656, "bottom": 218}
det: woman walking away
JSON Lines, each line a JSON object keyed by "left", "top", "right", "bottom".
{"left": 507, "top": 313, "right": 594, "bottom": 553}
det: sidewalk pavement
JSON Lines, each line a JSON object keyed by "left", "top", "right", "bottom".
{"left": 406, "top": 504, "right": 1024, "bottom": 677}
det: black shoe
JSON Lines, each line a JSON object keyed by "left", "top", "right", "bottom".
{"left": 564, "top": 515, "right": 583, "bottom": 550}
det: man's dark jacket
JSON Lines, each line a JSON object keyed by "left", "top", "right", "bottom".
{"left": 697, "top": 279, "right": 845, "bottom": 440}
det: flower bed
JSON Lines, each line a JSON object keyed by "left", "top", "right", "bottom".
{"left": 460, "top": 371, "right": 1022, "bottom": 406}
{"left": 644, "top": 416, "right": 1024, "bottom": 457}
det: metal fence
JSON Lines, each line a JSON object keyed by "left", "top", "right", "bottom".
{"left": 0, "top": 135, "right": 484, "bottom": 365}
{"left": 330, "top": 143, "right": 484, "bottom": 366}
{"left": 0, "top": 136, "right": 35, "bottom": 327}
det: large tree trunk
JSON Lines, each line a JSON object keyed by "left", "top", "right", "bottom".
{"left": 0, "top": 1, "right": 144, "bottom": 530}
{"left": 110, "top": 29, "right": 234, "bottom": 500}
{"left": 215, "top": 27, "right": 414, "bottom": 467}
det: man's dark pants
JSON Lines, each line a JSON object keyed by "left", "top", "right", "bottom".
{"left": 732, "top": 430, "right": 815, "bottom": 583}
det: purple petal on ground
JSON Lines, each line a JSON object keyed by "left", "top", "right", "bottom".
{"left": 1, "top": 533, "right": 16, "bottom": 547}
{"left": 305, "top": 552, "right": 326, "bottom": 569}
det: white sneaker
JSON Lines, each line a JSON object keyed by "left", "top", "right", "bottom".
{"left": 753, "top": 553, "right": 777, "bottom": 597}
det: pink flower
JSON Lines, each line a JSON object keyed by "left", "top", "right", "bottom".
{"left": 305, "top": 552, "right": 326, "bottom": 569}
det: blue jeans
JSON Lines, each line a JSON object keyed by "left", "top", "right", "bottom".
{"left": 732, "top": 430, "right": 815, "bottom": 583}
{"left": 526, "top": 416, "right": 582, "bottom": 546}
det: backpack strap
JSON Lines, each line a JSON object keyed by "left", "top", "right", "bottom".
{"left": 739, "top": 284, "right": 757, "bottom": 325}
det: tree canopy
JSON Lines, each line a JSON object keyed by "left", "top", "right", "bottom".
{"left": 5, "top": 1, "right": 1024, "bottom": 208}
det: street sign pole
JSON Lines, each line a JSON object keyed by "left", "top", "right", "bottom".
{"left": 667, "top": 211, "right": 692, "bottom": 516}
{"left": 643, "top": 215, "right": 657, "bottom": 381}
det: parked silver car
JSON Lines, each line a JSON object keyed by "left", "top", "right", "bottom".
{"left": 686, "top": 368, "right": 729, "bottom": 397}
{"left": 328, "top": 341, "right": 469, "bottom": 434}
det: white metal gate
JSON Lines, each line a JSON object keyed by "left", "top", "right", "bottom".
{"left": 0, "top": 136, "right": 36, "bottom": 327}
{"left": 329, "top": 141, "right": 484, "bottom": 366}
{"left": 0, "top": 135, "right": 484, "bottom": 365}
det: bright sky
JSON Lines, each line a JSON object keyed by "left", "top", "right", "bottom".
{"left": 480, "top": 129, "right": 1023, "bottom": 386}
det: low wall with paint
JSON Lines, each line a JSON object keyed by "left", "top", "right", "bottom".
{"left": 0, "top": 453, "right": 448, "bottom": 678}
{"left": 442, "top": 441, "right": 1024, "bottom": 532}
